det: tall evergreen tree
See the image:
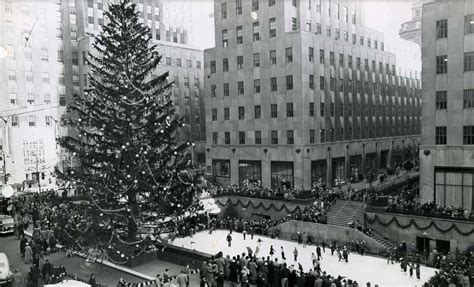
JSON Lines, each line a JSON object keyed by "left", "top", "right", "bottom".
{"left": 54, "top": 0, "right": 199, "bottom": 263}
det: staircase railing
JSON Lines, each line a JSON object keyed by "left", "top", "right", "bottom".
{"left": 323, "top": 197, "right": 339, "bottom": 215}
{"left": 331, "top": 200, "right": 349, "bottom": 220}
{"left": 349, "top": 202, "right": 364, "bottom": 223}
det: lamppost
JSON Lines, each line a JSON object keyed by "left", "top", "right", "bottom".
{"left": 422, "top": 231, "right": 429, "bottom": 252}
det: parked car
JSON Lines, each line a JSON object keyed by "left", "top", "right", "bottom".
{"left": 0, "top": 253, "right": 12, "bottom": 286}
{"left": 0, "top": 215, "right": 14, "bottom": 235}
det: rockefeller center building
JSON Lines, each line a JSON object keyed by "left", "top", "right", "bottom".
{"left": 419, "top": 0, "right": 474, "bottom": 209}
{"left": 204, "top": 0, "right": 422, "bottom": 189}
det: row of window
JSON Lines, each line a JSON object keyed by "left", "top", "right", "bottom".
{"left": 212, "top": 125, "right": 419, "bottom": 146}
{"left": 209, "top": 75, "right": 420, "bottom": 98}
{"left": 163, "top": 57, "right": 202, "bottom": 69}
{"left": 435, "top": 52, "right": 474, "bottom": 74}
{"left": 435, "top": 126, "right": 474, "bottom": 145}
{"left": 4, "top": 115, "right": 59, "bottom": 128}
{"left": 435, "top": 15, "right": 474, "bottom": 40}
{"left": 435, "top": 90, "right": 474, "bottom": 110}
{"left": 211, "top": 103, "right": 419, "bottom": 121}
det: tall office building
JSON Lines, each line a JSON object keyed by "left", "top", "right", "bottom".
{"left": 0, "top": 0, "right": 207, "bottom": 188}
{"left": 419, "top": 0, "right": 474, "bottom": 209}
{"left": 204, "top": 0, "right": 422, "bottom": 189}
{"left": 0, "top": 0, "right": 66, "bottom": 188}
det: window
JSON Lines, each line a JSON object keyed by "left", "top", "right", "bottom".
{"left": 42, "top": 72, "right": 50, "bottom": 84}
{"left": 270, "top": 50, "right": 277, "bottom": 64}
{"left": 238, "top": 81, "right": 244, "bottom": 94}
{"left": 286, "top": 75, "right": 293, "bottom": 90}
{"left": 367, "top": 38, "right": 371, "bottom": 48}
{"left": 286, "top": 47, "right": 293, "bottom": 63}
{"left": 464, "top": 52, "right": 474, "bottom": 72}
{"left": 212, "top": 132, "right": 218, "bottom": 144}
{"left": 269, "top": 18, "right": 276, "bottom": 38}
{"left": 436, "top": 91, "right": 447, "bottom": 110}
{"left": 224, "top": 107, "right": 230, "bottom": 120}
{"left": 211, "top": 85, "right": 217, "bottom": 97}
{"left": 316, "top": 23, "right": 321, "bottom": 34}
{"left": 464, "top": 126, "right": 474, "bottom": 145}
{"left": 326, "top": 26, "right": 331, "bottom": 37}
{"left": 309, "top": 47, "right": 314, "bottom": 62}
{"left": 211, "top": 108, "right": 217, "bottom": 121}
{"left": 11, "top": 116, "right": 18, "bottom": 127}
{"left": 344, "top": 31, "right": 348, "bottom": 41}
{"left": 464, "top": 89, "right": 474, "bottom": 109}
{"left": 183, "top": 77, "right": 189, "bottom": 88}
{"left": 197, "top": 61, "right": 202, "bottom": 69}
{"left": 41, "top": 49, "right": 49, "bottom": 61}
{"left": 213, "top": 159, "right": 230, "bottom": 176}
{"left": 356, "top": 57, "right": 361, "bottom": 69}
{"left": 59, "top": 94, "right": 66, "bottom": 106}
{"left": 236, "top": 0, "right": 242, "bottom": 15}
{"left": 253, "top": 22, "right": 260, "bottom": 41}
{"left": 221, "top": 2, "right": 227, "bottom": 19}
{"left": 330, "top": 52, "right": 335, "bottom": 66}
{"left": 238, "top": 106, "right": 245, "bottom": 119}
{"left": 374, "top": 40, "right": 378, "bottom": 49}
{"left": 87, "top": 0, "right": 93, "bottom": 8}
{"left": 320, "top": 102, "right": 325, "bottom": 116}
{"left": 239, "top": 131, "right": 246, "bottom": 144}
{"left": 29, "top": 115, "right": 36, "bottom": 127}
{"left": 45, "top": 116, "right": 52, "bottom": 127}
{"left": 306, "top": 21, "right": 311, "bottom": 32}
{"left": 252, "top": 0, "right": 259, "bottom": 10}
{"left": 210, "top": 60, "right": 216, "bottom": 73}
{"left": 320, "top": 76, "right": 325, "bottom": 90}
{"left": 286, "top": 103, "right": 294, "bottom": 117}
{"left": 436, "top": 126, "right": 447, "bottom": 145}
{"left": 253, "top": 53, "right": 260, "bottom": 67}
{"left": 436, "top": 55, "right": 447, "bottom": 74}
{"left": 255, "top": 131, "right": 262, "bottom": 144}
{"left": 224, "top": 83, "right": 230, "bottom": 96}
{"left": 177, "top": 59, "right": 182, "bottom": 67}
{"left": 436, "top": 20, "right": 448, "bottom": 39}
{"left": 254, "top": 79, "right": 261, "bottom": 93}
{"left": 269, "top": 0, "right": 275, "bottom": 7}
{"left": 271, "top": 130, "right": 278, "bottom": 144}
{"left": 287, "top": 130, "right": 294, "bottom": 144}
{"left": 309, "top": 102, "right": 315, "bottom": 116}
{"left": 309, "top": 74, "right": 314, "bottom": 89}
{"left": 466, "top": 15, "right": 474, "bottom": 35}
{"left": 292, "top": 17, "right": 297, "bottom": 31}
{"left": 222, "top": 29, "right": 228, "bottom": 47}
{"left": 271, "top": 104, "right": 278, "bottom": 118}
{"left": 27, "top": 93, "right": 35, "bottom": 104}
{"left": 224, "top": 132, "right": 231, "bottom": 144}
{"left": 292, "top": 0, "right": 297, "bottom": 7}
{"left": 186, "top": 60, "right": 192, "bottom": 68}
{"left": 271, "top": 77, "right": 277, "bottom": 91}
{"left": 319, "top": 49, "right": 324, "bottom": 64}
{"left": 335, "top": 29, "right": 340, "bottom": 40}
{"left": 9, "top": 93, "right": 17, "bottom": 105}
{"left": 360, "top": 36, "right": 364, "bottom": 46}
{"left": 237, "top": 56, "right": 243, "bottom": 69}
{"left": 310, "top": 129, "right": 315, "bottom": 144}
{"left": 236, "top": 25, "right": 243, "bottom": 44}
{"left": 223, "top": 58, "right": 229, "bottom": 72}
{"left": 255, "top": 105, "right": 261, "bottom": 119}
{"left": 7, "top": 70, "right": 16, "bottom": 81}
{"left": 352, "top": 34, "right": 356, "bottom": 45}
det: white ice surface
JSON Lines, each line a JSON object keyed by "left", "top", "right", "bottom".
{"left": 172, "top": 230, "right": 436, "bottom": 287}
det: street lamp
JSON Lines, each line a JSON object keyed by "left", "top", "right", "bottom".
{"left": 422, "top": 231, "right": 429, "bottom": 252}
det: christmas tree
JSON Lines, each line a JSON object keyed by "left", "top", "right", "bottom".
{"left": 54, "top": 0, "right": 200, "bottom": 263}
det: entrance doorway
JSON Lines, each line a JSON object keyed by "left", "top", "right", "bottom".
{"left": 416, "top": 236, "right": 431, "bottom": 253}
{"left": 436, "top": 239, "right": 450, "bottom": 254}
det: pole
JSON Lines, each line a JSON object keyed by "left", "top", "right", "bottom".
{"left": 2, "top": 150, "right": 7, "bottom": 185}
{"left": 36, "top": 156, "right": 41, "bottom": 193}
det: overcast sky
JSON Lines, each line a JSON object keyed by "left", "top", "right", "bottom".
{"left": 190, "top": 0, "right": 415, "bottom": 50}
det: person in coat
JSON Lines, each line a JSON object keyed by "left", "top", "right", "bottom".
{"left": 25, "top": 243, "right": 33, "bottom": 264}
{"left": 88, "top": 274, "right": 97, "bottom": 287}
{"left": 176, "top": 270, "right": 188, "bottom": 287}
{"left": 20, "top": 235, "right": 27, "bottom": 258}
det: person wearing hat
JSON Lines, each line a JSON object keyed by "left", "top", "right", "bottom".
{"left": 25, "top": 242, "right": 33, "bottom": 264}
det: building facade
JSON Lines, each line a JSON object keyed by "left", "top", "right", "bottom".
{"left": 420, "top": 0, "right": 474, "bottom": 209}
{"left": 399, "top": 0, "right": 432, "bottom": 46}
{"left": 204, "top": 0, "right": 422, "bottom": 189}
{"left": 0, "top": 0, "right": 67, "bottom": 189}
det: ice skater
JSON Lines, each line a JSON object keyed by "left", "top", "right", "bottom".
{"left": 293, "top": 247, "right": 298, "bottom": 262}
{"left": 269, "top": 245, "right": 275, "bottom": 257}
{"left": 342, "top": 247, "right": 349, "bottom": 263}
{"left": 415, "top": 263, "right": 420, "bottom": 280}
{"left": 243, "top": 230, "right": 247, "bottom": 240}
{"left": 316, "top": 246, "right": 322, "bottom": 260}
{"left": 281, "top": 246, "right": 286, "bottom": 260}
{"left": 321, "top": 241, "right": 326, "bottom": 253}
{"left": 311, "top": 253, "right": 317, "bottom": 266}
{"left": 226, "top": 233, "right": 232, "bottom": 247}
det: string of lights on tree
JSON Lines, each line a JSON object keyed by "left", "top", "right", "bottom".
{"left": 53, "top": 0, "right": 202, "bottom": 263}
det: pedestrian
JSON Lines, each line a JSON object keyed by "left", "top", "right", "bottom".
{"left": 25, "top": 243, "right": 33, "bottom": 264}
{"left": 226, "top": 233, "right": 232, "bottom": 247}
{"left": 343, "top": 247, "right": 349, "bottom": 263}
{"left": 176, "top": 270, "right": 188, "bottom": 287}
{"left": 330, "top": 243, "right": 335, "bottom": 256}
{"left": 415, "top": 263, "right": 420, "bottom": 280}
{"left": 88, "top": 274, "right": 97, "bottom": 287}
{"left": 293, "top": 247, "right": 298, "bottom": 262}
{"left": 163, "top": 269, "right": 170, "bottom": 283}
{"left": 243, "top": 230, "right": 247, "bottom": 240}
{"left": 20, "top": 235, "right": 26, "bottom": 258}
{"left": 409, "top": 263, "right": 414, "bottom": 277}
{"left": 42, "top": 259, "right": 52, "bottom": 282}
{"left": 316, "top": 246, "right": 322, "bottom": 260}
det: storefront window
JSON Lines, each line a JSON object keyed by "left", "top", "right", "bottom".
{"left": 238, "top": 160, "right": 261, "bottom": 185}
{"left": 311, "top": 160, "right": 327, "bottom": 185}
{"left": 435, "top": 168, "right": 473, "bottom": 209}
{"left": 213, "top": 159, "right": 230, "bottom": 177}
{"left": 271, "top": 161, "right": 294, "bottom": 190}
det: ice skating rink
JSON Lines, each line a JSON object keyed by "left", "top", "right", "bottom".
{"left": 173, "top": 230, "right": 436, "bottom": 287}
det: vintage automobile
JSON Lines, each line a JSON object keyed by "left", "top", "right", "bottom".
{"left": 0, "top": 253, "right": 12, "bottom": 286}
{"left": 0, "top": 215, "right": 14, "bottom": 235}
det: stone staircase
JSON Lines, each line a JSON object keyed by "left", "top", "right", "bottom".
{"left": 366, "top": 229, "right": 397, "bottom": 250}
{"left": 327, "top": 199, "right": 365, "bottom": 227}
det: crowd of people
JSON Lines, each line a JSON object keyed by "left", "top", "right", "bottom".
{"left": 387, "top": 200, "right": 473, "bottom": 221}
{"left": 426, "top": 251, "right": 472, "bottom": 286}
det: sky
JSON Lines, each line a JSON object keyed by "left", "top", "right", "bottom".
{"left": 190, "top": 0, "right": 416, "bottom": 50}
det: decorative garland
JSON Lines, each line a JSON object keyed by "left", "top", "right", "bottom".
{"left": 215, "top": 198, "right": 304, "bottom": 213}
{"left": 122, "top": 269, "right": 200, "bottom": 287}
{"left": 365, "top": 213, "right": 474, "bottom": 236}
